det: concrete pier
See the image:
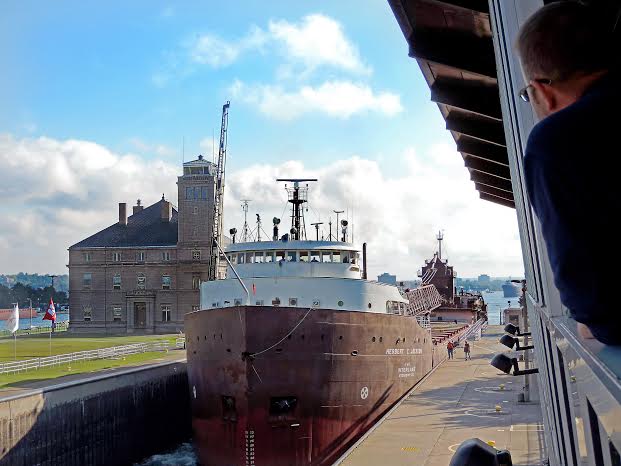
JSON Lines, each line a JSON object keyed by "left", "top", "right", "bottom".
{"left": 0, "top": 357, "right": 190, "bottom": 466}
{"left": 338, "top": 326, "right": 544, "bottom": 466}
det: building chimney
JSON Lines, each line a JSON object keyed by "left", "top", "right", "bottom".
{"left": 133, "top": 199, "right": 144, "bottom": 215}
{"left": 161, "top": 200, "right": 172, "bottom": 222}
{"left": 119, "top": 203, "right": 127, "bottom": 225}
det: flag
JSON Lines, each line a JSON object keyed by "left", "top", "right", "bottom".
{"left": 252, "top": 283, "right": 256, "bottom": 295}
{"left": 43, "top": 298, "right": 56, "bottom": 322}
{"left": 6, "top": 304, "right": 19, "bottom": 334}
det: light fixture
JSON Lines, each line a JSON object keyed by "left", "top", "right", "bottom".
{"left": 449, "top": 438, "right": 512, "bottom": 466}
{"left": 490, "top": 354, "right": 539, "bottom": 376}
{"left": 499, "top": 334, "right": 534, "bottom": 351}
{"left": 504, "top": 323, "right": 531, "bottom": 337}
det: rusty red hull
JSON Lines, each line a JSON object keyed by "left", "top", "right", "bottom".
{"left": 185, "top": 306, "right": 435, "bottom": 466}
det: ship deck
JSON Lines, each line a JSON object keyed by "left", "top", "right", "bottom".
{"left": 337, "top": 325, "right": 544, "bottom": 466}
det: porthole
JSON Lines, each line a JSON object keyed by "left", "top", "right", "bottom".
{"left": 368, "top": 303, "right": 372, "bottom": 309}
{"left": 403, "top": 337, "right": 406, "bottom": 343}
{"left": 301, "top": 334, "right": 305, "bottom": 340}
{"left": 372, "top": 337, "right": 376, "bottom": 342}
{"left": 339, "top": 335, "right": 343, "bottom": 340}
{"left": 379, "top": 337, "right": 383, "bottom": 343}
{"left": 196, "top": 336, "right": 199, "bottom": 342}
{"left": 338, "top": 300, "right": 344, "bottom": 307}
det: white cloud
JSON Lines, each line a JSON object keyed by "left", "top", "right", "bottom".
{"left": 229, "top": 80, "right": 402, "bottom": 120}
{"left": 268, "top": 14, "right": 370, "bottom": 75}
{"left": 129, "top": 137, "right": 176, "bottom": 158}
{"left": 0, "top": 135, "right": 523, "bottom": 278}
{"left": 187, "top": 25, "right": 268, "bottom": 68}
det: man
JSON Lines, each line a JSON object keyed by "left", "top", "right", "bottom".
{"left": 447, "top": 340, "right": 454, "bottom": 359}
{"left": 463, "top": 340, "right": 471, "bottom": 361}
{"left": 517, "top": 2, "right": 620, "bottom": 344}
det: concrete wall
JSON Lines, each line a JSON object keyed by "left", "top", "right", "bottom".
{"left": 0, "top": 360, "right": 190, "bottom": 466}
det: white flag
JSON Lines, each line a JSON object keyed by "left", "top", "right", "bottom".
{"left": 7, "top": 304, "right": 19, "bottom": 334}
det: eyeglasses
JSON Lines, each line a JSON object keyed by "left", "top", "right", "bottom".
{"left": 518, "top": 79, "right": 552, "bottom": 102}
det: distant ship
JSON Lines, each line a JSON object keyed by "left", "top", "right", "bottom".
{"left": 185, "top": 180, "right": 442, "bottom": 466}
{"left": 502, "top": 280, "right": 520, "bottom": 298}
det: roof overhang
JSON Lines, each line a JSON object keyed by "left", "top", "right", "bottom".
{"left": 388, "top": 0, "right": 515, "bottom": 208}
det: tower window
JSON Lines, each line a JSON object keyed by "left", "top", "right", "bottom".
{"left": 136, "top": 251, "right": 145, "bottom": 262}
{"left": 83, "top": 273, "right": 92, "bottom": 289}
{"left": 113, "top": 273, "right": 121, "bottom": 290}
{"left": 192, "top": 274, "right": 201, "bottom": 290}
{"left": 162, "top": 251, "right": 170, "bottom": 261}
{"left": 162, "top": 274, "right": 171, "bottom": 290}
{"left": 185, "top": 187, "right": 193, "bottom": 200}
{"left": 112, "top": 252, "right": 121, "bottom": 262}
{"left": 161, "top": 305, "right": 171, "bottom": 322}
{"left": 192, "top": 250, "right": 201, "bottom": 261}
{"left": 84, "top": 252, "right": 91, "bottom": 262}
{"left": 201, "top": 186, "right": 208, "bottom": 199}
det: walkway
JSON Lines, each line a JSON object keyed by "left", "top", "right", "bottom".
{"left": 340, "top": 326, "right": 544, "bottom": 466}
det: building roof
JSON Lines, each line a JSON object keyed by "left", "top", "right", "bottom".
{"left": 387, "top": 0, "right": 515, "bottom": 208}
{"left": 70, "top": 199, "right": 178, "bottom": 249}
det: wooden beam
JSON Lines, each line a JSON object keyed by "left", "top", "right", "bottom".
{"left": 469, "top": 171, "right": 513, "bottom": 192}
{"left": 475, "top": 183, "right": 515, "bottom": 201}
{"left": 446, "top": 113, "right": 506, "bottom": 146}
{"left": 464, "top": 156, "right": 511, "bottom": 180}
{"left": 431, "top": 80, "right": 502, "bottom": 120}
{"left": 457, "top": 138, "right": 509, "bottom": 166}
{"left": 422, "top": 0, "right": 490, "bottom": 13}
{"left": 408, "top": 28, "right": 496, "bottom": 79}
{"left": 480, "top": 192, "right": 516, "bottom": 209}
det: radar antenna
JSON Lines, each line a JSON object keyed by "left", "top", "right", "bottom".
{"left": 276, "top": 178, "right": 317, "bottom": 241}
{"left": 241, "top": 199, "right": 251, "bottom": 242}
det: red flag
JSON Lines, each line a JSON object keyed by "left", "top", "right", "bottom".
{"left": 43, "top": 298, "right": 56, "bottom": 322}
{"left": 252, "top": 283, "right": 256, "bottom": 295}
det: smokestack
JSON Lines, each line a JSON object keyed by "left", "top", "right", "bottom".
{"left": 362, "top": 242, "right": 367, "bottom": 279}
{"left": 119, "top": 203, "right": 127, "bottom": 225}
{"left": 161, "top": 200, "right": 172, "bottom": 222}
{"left": 133, "top": 199, "right": 144, "bottom": 215}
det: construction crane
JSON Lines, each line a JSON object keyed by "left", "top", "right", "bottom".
{"left": 208, "top": 101, "right": 230, "bottom": 281}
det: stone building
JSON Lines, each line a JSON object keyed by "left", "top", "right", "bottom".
{"left": 68, "top": 155, "right": 218, "bottom": 334}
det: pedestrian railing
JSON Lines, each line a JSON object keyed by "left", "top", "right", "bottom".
{"left": 0, "top": 340, "right": 170, "bottom": 375}
{"left": 0, "top": 321, "right": 70, "bottom": 338}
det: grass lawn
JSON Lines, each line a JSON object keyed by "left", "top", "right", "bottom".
{"left": 0, "top": 334, "right": 181, "bottom": 362}
{"left": 0, "top": 351, "right": 175, "bottom": 389}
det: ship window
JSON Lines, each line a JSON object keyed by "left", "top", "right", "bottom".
{"left": 234, "top": 299, "right": 242, "bottom": 306}
{"left": 289, "top": 298, "right": 298, "bottom": 306}
{"left": 238, "top": 253, "right": 245, "bottom": 264}
{"left": 246, "top": 252, "right": 253, "bottom": 263}
{"left": 386, "top": 301, "right": 400, "bottom": 314}
{"left": 332, "top": 252, "right": 341, "bottom": 263}
{"left": 310, "top": 251, "right": 320, "bottom": 262}
{"left": 276, "top": 251, "right": 285, "bottom": 261}
{"left": 255, "top": 252, "right": 264, "bottom": 263}
{"left": 351, "top": 253, "right": 358, "bottom": 265}
{"left": 299, "top": 251, "right": 308, "bottom": 262}
{"left": 272, "top": 297, "right": 281, "bottom": 306}
{"left": 342, "top": 252, "right": 350, "bottom": 263}
{"left": 286, "top": 251, "right": 297, "bottom": 262}
{"left": 264, "top": 251, "right": 274, "bottom": 263}
{"left": 321, "top": 251, "right": 332, "bottom": 263}
{"left": 255, "top": 300, "right": 264, "bottom": 305}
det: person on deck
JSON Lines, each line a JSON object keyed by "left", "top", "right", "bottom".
{"left": 516, "top": 2, "right": 620, "bottom": 344}
{"left": 447, "top": 340, "right": 454, "bottom": 359}
{"left": 463, "top": 341, "right": 471, "bottom": 361}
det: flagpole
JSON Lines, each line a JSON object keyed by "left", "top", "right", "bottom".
{"left": 14, "top": 333, "right": 16, "bottom": 361}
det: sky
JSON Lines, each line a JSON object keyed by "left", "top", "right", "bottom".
{"left": 0, "top": 1, "right": 524, "bottom": 279}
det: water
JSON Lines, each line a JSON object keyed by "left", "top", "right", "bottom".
{"left": 0, "top": 313, "right": 69, "bottom": 331}
{"left": 135, "top": 443, "right": 197, "bottom": 466}
{"left": 481, "top": 290, "right": 521, "bottom": 325}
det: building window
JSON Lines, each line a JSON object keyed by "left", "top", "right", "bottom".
{"left": 113, "top": 306, "right": 122, "bottom": 321}
{"left": 161, "top": 305, "right": 171, "bottom": 322}
{"left": 185, "top": 187, "right": 193, "bottom": 200}
{"left": 83, "top": 273, "right": 92, "bottom": 289}
{"left": 84, "top": 252, "right": 91, "bottom": 262}
{"left": 137, "top": 273, "right": 146, "bottom": 290}
{"left": 192, "top": 274, "right": 200, "bottom": 290}
{"left": 112, "top": 252, "right": 121, "bottom": 262}
{"left": 113, "top": 273, "right": 121, "bottom": 290}
{"left": 162, "top": 251, "right": 171, "bottom": 261}
{"left": 201, "top": 186, "right": 208, "bottom": 200}
{"left": 162, "top": 274, "right": 172, "bottom": 290}
{"left": 136, "top": 251, "right": 145, "bottom": 262}
{"left": 192, "top": 250, "right": 201, "bottom": 261}
{"left": 83, "top": 305, "right": 92, "bottom": 321}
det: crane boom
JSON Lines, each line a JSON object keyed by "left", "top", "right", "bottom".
{"left": 208, "top": 101, "right": 230, "bottom": 281}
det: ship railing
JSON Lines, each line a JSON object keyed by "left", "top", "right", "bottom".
{"left": 0, "top": 340, "right": 171, "bottom": 376}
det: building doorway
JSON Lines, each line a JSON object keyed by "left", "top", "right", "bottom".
{"left": 134, "top": 302, "right": 146, "bottom": 328}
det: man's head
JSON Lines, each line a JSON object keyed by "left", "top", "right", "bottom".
{"left": 516, "top": 1, "right": 614, "bottom": 119}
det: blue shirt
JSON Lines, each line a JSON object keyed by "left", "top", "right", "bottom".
{"left": 524, "top": 72, "right": 619, "bottom": 344}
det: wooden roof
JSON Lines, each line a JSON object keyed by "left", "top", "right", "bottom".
{"left": 388, "top": 0, "right": 515, "bottom": 208}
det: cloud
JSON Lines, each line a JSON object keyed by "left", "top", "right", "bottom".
{"left": 129, "top": 137, "right": 176, "bottom": 158}
{"left": 0, "top": 134, "right": 522, "bottom": 278}
{"left": 229, "top": 80, "right": 402, "bottom": 120}
{"left": 187, "top": 25, "right": 268, "bottom": 68}
{"left": 268, "top": 14, "right": 370, "bottom": 75}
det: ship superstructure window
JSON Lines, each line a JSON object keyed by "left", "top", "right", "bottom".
{"left": 112, "top": 252, "right": 121, "bottom": 262}
{"left": 83, "top": 273, "right": 92, "bottom": 289}
{"left": 161, "top": 305, "right": 171, "bottom": 322}
{"left": 287, "top": 251, "right": 297, "bottom": 262}
{"left": 332, "top": 252, "right": 341, "bottom": 263}
{"left": 299, "top": 251, "right": 308, "bottom": 262}
{"left": 192, "top": 250, "right": 201, "bottom": 261}
{"left": 113, "top": 274, "right": 121, "bottom": 290}
{"left": 342, "top": 251, "right": 349, "bottom": 263}
{"left": 322, "top": 252, "right": 332, "bottom": 263}
{"left": 276, "top": 251, "right": 285, "bottom": 262}
{"left": 83, "top": 305, "right": 92, "bottom": 321}
{"left": 386, "top": 301, "right": 401, "bottom": 314}
{"left": 162, "top": 274, "right": 171, "bottom": 290}
{"left": 137, "top": 273, "right": 146, "bottom": 289}
{"left": 264, "top": 251, "right": 274, "bottom": 263}
{"left": 162, "top": 251, "right": 171, "bottom": 261}
{"left": 310, "top": 251, "right": 320, "bottom": 262}
{"left": 113, "top": 306, "right": 122, "bottom": 321}
{"left": 238, "top": 253, "right": 245, "bottom": 264}
{"left": 254, "top": 252, "right": 264, "bottom": 263}
{"left": 246, "top": 252, "right": 254, "bottom": 263}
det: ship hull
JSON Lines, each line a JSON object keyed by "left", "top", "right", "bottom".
{"left": 185, "top": 306, "right": 435, "bottom": 466}
{"left": 502, "top": 283, "right": 520, "bottom": 298}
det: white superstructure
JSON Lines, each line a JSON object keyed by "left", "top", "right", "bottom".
{"left": 200, "top": 240, "right": 408, "bottom": 314}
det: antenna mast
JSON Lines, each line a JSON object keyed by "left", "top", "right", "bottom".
{"left": 241, "top": 200, "right": 251, "bottom": 242}
{"left": 436, "top": 230, "right": 444, "bottom": 260}
{"left": 276, "top": 178, "right": 317, "bottom": 240}
{"left": 208, "top": 101, "right": 230, "bottom": 281}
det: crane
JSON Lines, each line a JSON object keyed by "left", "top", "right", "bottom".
{"left": 208, "top": 101, "right": 230, "bottom": 281}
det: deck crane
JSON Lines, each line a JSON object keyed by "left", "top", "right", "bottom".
{"left": 208, "top": 101, "right": 230, "bottom": 281}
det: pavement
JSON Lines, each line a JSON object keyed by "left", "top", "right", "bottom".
{"left": 340, "top": 326, "right": 545, "bottom": 466}
{"left": 0, "top": 350, "right": 186, "bottom": 401}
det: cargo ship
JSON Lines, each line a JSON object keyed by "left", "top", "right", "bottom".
{"left": 185, "top": 180, "right": 441, "bottom": 465}
{"left": 501, "top": 280, "right": 520, "bottom": 298}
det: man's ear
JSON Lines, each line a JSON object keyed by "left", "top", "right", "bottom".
{"left": 531, "top": 80, "right": 557, "bottom": 113}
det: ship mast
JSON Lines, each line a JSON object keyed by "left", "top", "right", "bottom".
{"left": 276, "top": 178, "right": 317, "bottom": 241}
{"left": 436, "top": 230, "right": 444, "bottom": 260}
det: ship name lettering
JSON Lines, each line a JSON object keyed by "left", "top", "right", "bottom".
{"left": 385, "top": 348, "right": 405, "bottom": 355}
